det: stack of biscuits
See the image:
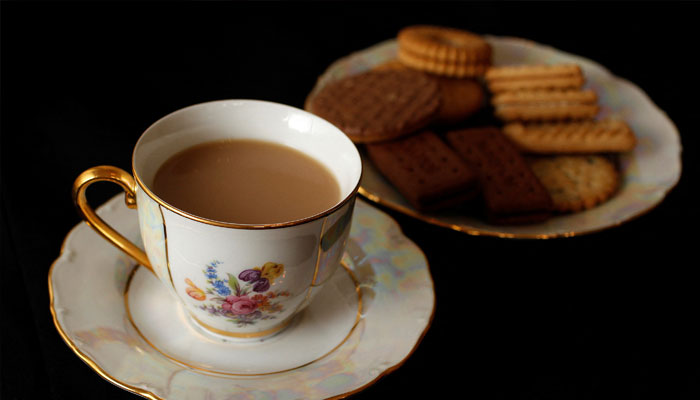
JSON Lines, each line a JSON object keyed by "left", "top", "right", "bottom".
{"left": 307, "top": 24, "right": 638, "bottom": 224}
{"left": 485, "top": 63, "right": 637, "bottom": 212}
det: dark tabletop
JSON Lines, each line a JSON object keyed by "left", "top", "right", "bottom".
{"left": 2, "top": 2, "right": 699, "bottom": 399}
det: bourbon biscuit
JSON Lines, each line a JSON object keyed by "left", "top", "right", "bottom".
{"left": 494, "top": 103, "right": 600, "bottom": 122}
{"left": 503, "top": 120, "right": 637, "bottom": 154}
{"left": 528, "top": 155, "right": 620, "bottom": 212}
{"left": 445, "top": 127, "right": 553, "bottom": 224}
{"left": 490, "top": 89, "right": 598, "bottom": 106}
{"left": 307, "top": 69, "right": 440, "bottom": 143}
{"left": 365, "top": 130, "right": 479, "bottom": 212}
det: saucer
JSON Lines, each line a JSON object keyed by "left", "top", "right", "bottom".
{"left": 49, "top": 194, "right": 435, "bottom": 399}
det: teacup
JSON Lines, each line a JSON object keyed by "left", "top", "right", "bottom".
{"left": 72, "top": 100, "right": 362, "bottom": 339}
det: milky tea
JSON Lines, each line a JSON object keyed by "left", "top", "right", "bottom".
{"left": 152, "top": 139, "right": 341, "bottom": 224}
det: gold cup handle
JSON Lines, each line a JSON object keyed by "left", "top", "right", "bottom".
{"left": 72, "top": 165, "right": 153, "bottom": 274}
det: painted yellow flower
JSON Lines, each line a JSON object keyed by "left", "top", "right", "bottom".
{"left": 185, "top": 278, "right": 206, "bottom": 301}
{"left": 259, "top": 262, "right": 284, "bottom": 282}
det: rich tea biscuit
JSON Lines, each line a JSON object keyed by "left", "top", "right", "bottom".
{"left": 307, "top": 69, "right": 440, "bottom": 143}
{"left": 494, "top": 103, "right": 599, "bottom": 122}
{"left": 503, "top": 120, "right": 636, "bottom": 154}
{"left": 365, "top": 130, "right": 479, "bottom": 211}
{"left": 528, "top": 155, "right": 620, "bottom": 212}
{"left": 445, "top": 127, "right": 553, "bottom": 224}
{"left": 397, "top": 25, "right": 492, "bottom": 78}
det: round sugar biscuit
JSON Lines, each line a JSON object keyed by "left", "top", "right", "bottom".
{"left": 397, "top": 25, "right": 492, "bottom": 78}
{"left": 307, "top": 69, "right": 440, "bottom": 143}
{"left": 528, "top": 155, "right": 620, "bottom": 213}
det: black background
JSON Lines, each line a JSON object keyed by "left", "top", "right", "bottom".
{"left": 2, "top": 1, "right": 699, "bottom": 399}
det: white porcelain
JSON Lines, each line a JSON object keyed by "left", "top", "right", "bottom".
{"left": 50, "top": 195, "right": 435, "bottom": 399}
{"left": 74, "top": 100, "right": 362, "bottom": 338}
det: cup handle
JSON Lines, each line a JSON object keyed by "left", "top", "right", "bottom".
{"left": 72, "top": 165, "right": 153, "bottom": 274}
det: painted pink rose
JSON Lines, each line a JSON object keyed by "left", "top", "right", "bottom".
{"left": 221, "top": 295, "right": 258, "bottom": 315}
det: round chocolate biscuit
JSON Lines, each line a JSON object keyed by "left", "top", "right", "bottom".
{"left": 308, "top": 69, "right": 441, "bottom": 143}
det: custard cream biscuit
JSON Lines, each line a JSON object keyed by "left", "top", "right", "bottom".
{"left": 503, "top": 120, "right": 637, "bottom": 153}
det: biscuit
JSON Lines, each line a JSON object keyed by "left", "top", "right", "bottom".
{"left": 365, "top": 130, "right": 479, "bottom": 211}
{"left": 485, "top": 64, "right": 585, "bottom": 93}
{"left": 397, "top": 25, "right": 492, "bottom": 78}
{"left": 490, "top": 89, "right": 598, "bottom": 106}
{"left": 445, "top": 127, "right": 553, "bottom": 224}
{"left": 485, "top": 64, "right": 582, "bottom": 81}
{"left": 494, "top": 103, "right": 599, "bottom": 122}
{"left": 528, "top": 155, "right": 620, "bottom": 212}
{"left": 307, "top": 69, "right": 440, "bottom": 143}
{"left": 487, "top": 75, "right": 585, "bottom": 93}
{"left": 372, "top": 59, "right": 408, "bottom": 72}
{"left": 503, "top": 120, "right": 637, "bottom": 153}
{"left": 372, "top": 60, "right": 485, "bottom": 125}
{"left": 432, "top": 77, "right": 485, "bottom": 125}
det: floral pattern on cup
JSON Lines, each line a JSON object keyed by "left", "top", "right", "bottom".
{"left": 194, "top": 260, "right": 290, "bottom": 327}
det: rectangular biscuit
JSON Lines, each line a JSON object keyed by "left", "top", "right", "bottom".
{"left": 490, "top": 89, "right": 598, "bottom": 106}
{"left": 365, "top": 130, "right": 479, "bottom": 212}
{"left": 485, "top": 64, "right": 582, "bottom": 81}
{"left": 445, "top": 127, "right": 553, "bottom": 224}
{"left": 487, "top": 75, "right": 585, "bottom": 93}
{"left": 494, "top": 103, "right": 599, "bottom": 122}
{"left": 502, "top": 120, "right": 637, "bottom": 153}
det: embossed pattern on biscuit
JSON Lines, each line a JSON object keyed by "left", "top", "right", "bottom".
{"left": 494, "top": 103, "right": 600, "bottom": 122}
{"left": 485, "top": 64, "right": 585, "bottom": 93}
{"left": 446, "top": 127, "right": 553, "bottom": 224}
{"left": 396, "top": 25, "right": 492, "bottom": 78}
{"left": 491, "top": 89, "right": 598, "bottom": 106}
{"left": 528, "top": 155, "right": 619, "bottom": 212}
{"left": 503, "top": 120, "right": 637, "bottom": 153}
{"left": 308, "top": 69, "right": 440, "bottom": 143}
{"left": 365, "top": 131, "right": 478, "bottom": 211}
{"left": 398, "top": 25, "right": 492, "bottom": 63}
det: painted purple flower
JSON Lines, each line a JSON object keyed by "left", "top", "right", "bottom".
{"left": 239, "top": 269, "right": 261, "bottom": 282}
{"left": 253, "top": 278, "right": 270, "bottom": 293}
{"left": 221, "top": 295, "right": 258, "bottom": 315}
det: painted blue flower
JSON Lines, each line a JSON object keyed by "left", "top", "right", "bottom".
{"left": 205, "top": 268, "right": 218, "bottom": 280}
{"left": 211, "top": 279, "right": 231, "bottom": 296}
